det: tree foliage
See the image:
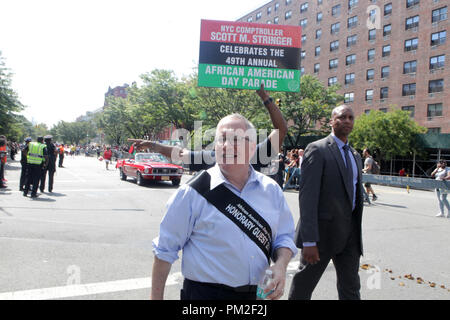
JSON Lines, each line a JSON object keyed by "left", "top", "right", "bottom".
{"left": 350, "top": 108, "right": 427, "bottom": 161}
{"left": 0, "top": 51, "right": 26, "bottom": 141}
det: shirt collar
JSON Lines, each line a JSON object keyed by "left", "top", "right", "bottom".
{"left": 331, "top": 132, "right": 348, "bottom": 149}
{"left": 209, "top": 164, "right": 259, "bottom": 191}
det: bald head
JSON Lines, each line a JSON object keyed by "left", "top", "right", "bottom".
{"left": 331, "top": 105, "right": 354, "bottom": 119}
{"left": 330, "top": 105, "right": 355, "bottom": 142}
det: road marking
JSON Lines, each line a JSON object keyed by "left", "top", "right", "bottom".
{"left": 0, "top": 272, "right": 183, "bottom": 300}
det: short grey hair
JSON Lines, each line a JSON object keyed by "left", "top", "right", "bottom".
{"left": 216, "top": 113, "right": 257, "bottom": 142}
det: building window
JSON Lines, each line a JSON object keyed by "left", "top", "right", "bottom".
{"left": 314, "top": 63, "right": 320, "bottom": 73}
{"left": 403, "top": 60, "right": 417, "bottom": 73}
{"left": 315, "top": 29, "right": 322, "bottom": 39}
{"left": 344, "top": 92, "right": 354, "bottom": 103}
{"left": 379, "top": 108, "right": 388, "bottom": 113}
{"left": 347, "top": 35, "right": 357, "bottom": 47}
{"left": 345, "top": 73, "right": 355, "bottom": 85}
{"left": 300, "top": 67, "right": 305, "bottom": 75}
{"left": 402, "top": 83, "right": 416, "bottom": 96}
{"left": 275, "top": 2, "right": 279, "bottom": 11}
{"left": 383, "top": 24, "right": 392, "bottom": 36}
{"left": 431, "top": 31, "right": 446, "bottom": 46}
{"left": 300, "top": 18, "right": 308, "bottom": 28}
{"left": 382, "top": 45, "right": 391, "bottom": 57}
{"left": 300, "top": 2, "right": 309, "bottom": 13}
{"left": 317, "top": 0, "right": 322, "bottom": 5}
{"left": 247, "top": 17, "right": 253, "bottom": 22}
{"left": 330, "top": 40, "right": 339, "bottom": 52}
{"left": 267, "top": 7, "right": 272, "bottom": 15}
{"left": 274, "top": 17, "right": 279, "bottom": 24}
{"left": 368, "top": 29, "right": 376, "bottom": 40}
{"left": 432, "top": 7, "right": 447, "bottom": 23}
{"left": 285, "top": 10, "right": 292, "bottom": 20}
{"left": 406, "top": 0, "right": 419, "bottom": 8}
{"left": 427, "top": 103, "right": 443, "bottom": 119}
{"left": 405, "top": 15, "right": 419, "bottom": 30}
{"left": 429, "top": 79, "right": 444, "bottom": 93}
{"left": 332, "top": 4, "right": 341, "bottom": 17}
{"left": 348, "top": 16, "right": 358, "bottom": 29}
{"left": 328, "top": 76, "right": 338, "bottom": 86}
{"left": 348, "top": 0, "right": 358, "bottom": 10}
{"left": 329, "top": 59, "right": 339, "bottom": 69}
{"left": 404, "top": 38, "right": 418, "bottom": 51}
{"left": 331, "top": 22, "right": 340, "bottom": 34}
{"left": 381, "top": 66, "right": 390, "bottom": 78}
{"left": 367, "top": 69, "right": 375, "bottom": 80}
{"left": 301, "top": 50, "right": 306, "bottom": 60}
{"left": 368, "top": 49, "right": 375, "bottom": 61}
{"left": 316, "top": 12, "right": 323, "bottom": 23}
{"left": 430, "top": 55, "right": 445, "bottom": 70}
{"left": 315, "top": 46, "right": 321, "bottom": 56}
{"left": 364, "top": 109, "right": 371, "bottom": 115}
{"left": 428, "top": 128, "right": 441, "bottom": 134}
{"left": 346, "top": 54, "right": 356, "bottom": 66}
{"left": 302, "top": 35, "right": 307, "bottom": 44}
{"left": 256, "top": 12, "right": 262, "bottom": 20}
{"left": 369, "top": 8, "right": 377, "bottom": 24}
{"left": 365, "top": 89, "right": 374, "bottom": 101}
{"left": 402, "top": 105, "right": 415, "bottom": 118}
{"left": 286, "top": 0, "right": 292, "bottom": 5}
{"left": 380, "top": 87, "right": 389, "bottom": 99}
{"left": 384, "top": 3, "right": 392, "bottom": 16}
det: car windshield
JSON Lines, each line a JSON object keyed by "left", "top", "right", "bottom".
{"left": 135, "top": 153, "right": 169, "bottom": 163}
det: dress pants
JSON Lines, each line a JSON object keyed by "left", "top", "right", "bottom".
{"left": 40, "top": 168, "right": 55, "bottom": 192}
{"left": 289, "top": 215, "right": 361, "bottom": 300}
{"left": 181, "top": 279, "right": 257, "bottom": 300}
{"left": 20, "top": 163, "right": 28, "bottom": 190}
{"left": 24, "top": 164, "right": 42, "bottom": 197}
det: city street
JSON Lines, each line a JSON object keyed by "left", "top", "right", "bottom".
{"left": 0, "top": 155, "right": 449, "bottom": 300}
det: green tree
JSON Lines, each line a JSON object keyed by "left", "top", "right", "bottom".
{"left": 350, "top": 108, "right": 427, "bottom": 161}
{"left": 278, "top": 74, "right": 344, "bottom": 147}
{"left": 0, "top": 51, "right": 25, "bottom": 140}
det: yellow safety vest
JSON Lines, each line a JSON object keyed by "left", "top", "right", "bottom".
{"left": 27, "top": 142, "right": 45, "bottom": 165}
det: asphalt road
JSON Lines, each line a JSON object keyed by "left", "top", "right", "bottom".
{"left": 0, "top": 155, "right": 449, "bottom": 300}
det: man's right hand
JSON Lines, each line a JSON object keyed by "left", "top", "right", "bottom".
{"left": 302, "top": 246, "right": 320, "bottom": 265}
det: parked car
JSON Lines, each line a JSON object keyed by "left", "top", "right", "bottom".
{"left": 116, "top": 152, "right": 183, "bottom": 186}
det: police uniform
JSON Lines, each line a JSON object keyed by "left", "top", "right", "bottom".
{"left": 19, "top": 137, "right": 32, "bottom": 191}
{"left": 23, "top": 140, "right": 47, "bottom": 198}
{"left": 40, "top": 135, "right": 57, "bottom": 192}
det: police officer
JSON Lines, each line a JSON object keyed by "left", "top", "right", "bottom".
{"left": 40, "top": 135, "right": 57, "bottom": 193}
{"left": 23, "top": 137, "right": 48, "bottom": 198}
{"left": 19, "top": 137, "right": 32, "bottom": 191}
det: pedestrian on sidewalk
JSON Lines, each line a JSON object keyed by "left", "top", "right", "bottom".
{"left": 362, "top": 148, "right": 378, "bottom": 201}
{"left": 431, "top": 160, "right": 450, "bottom": 218}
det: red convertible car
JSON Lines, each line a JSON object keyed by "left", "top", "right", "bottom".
{"left": 116, "top": 152, "right": 183, "bottom": 186}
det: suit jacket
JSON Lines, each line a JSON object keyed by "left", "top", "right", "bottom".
{"left": 295, "top": 135, "right": 364, "bottom": 256}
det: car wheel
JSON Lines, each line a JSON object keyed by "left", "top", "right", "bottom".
{"left": 172, "top": 179, "right": 181, "bottom": 187}
{"left": 120, "top": 169, "right": 127, "bottom": 181}
{"left": 137, "top": 172, "right": 145, "bottom": 186}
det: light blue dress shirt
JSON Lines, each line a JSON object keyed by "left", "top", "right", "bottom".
{"left": 152, "top": 164, "right": 297, "bottom": 287}
{"left": 331, "top": 133, "right": 358, "bottom": 211}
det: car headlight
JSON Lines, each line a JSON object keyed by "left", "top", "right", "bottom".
{"left": 178, "top": 168, "right": 184, "bottom": 174}
{"left": 144, "top": 168, "right": 149, "bottom": 174}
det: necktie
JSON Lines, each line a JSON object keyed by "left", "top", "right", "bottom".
{"left": 342, "top": 145, "right": 354, "bottom": 204}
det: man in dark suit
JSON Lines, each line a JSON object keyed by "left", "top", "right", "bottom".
{"left": 288, "top": 105, "right": 364, "bottom": 300}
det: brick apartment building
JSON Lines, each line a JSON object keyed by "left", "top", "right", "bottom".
{"left": 237, "top": 0, "right": 449, "bottom": 133}
{"left": 103, "top": 83, "right": 129, "bottom": 107}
